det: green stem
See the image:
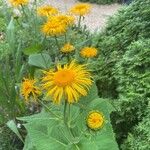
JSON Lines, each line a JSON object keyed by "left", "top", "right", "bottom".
{"left": 68, "top": 104, "right": 71, "bottom": 124}
{"left": 75, "top": 144, "right": 80, "bottom": 150}
{"left": 41, "top": 35, "right": 46, "bottom": 44}
{"left": 63, "top": 101, "right": 75, "bottom": 143}
{"left": 64, "top": 33, "right": 67, "bottom": 43}
{"left": 21, "top": 5, "right": 28, "bottom": 20}
{"left": 33, "top": 0, "right": 38, "bottom": 40}
{"left": 54, "top": 36, "right": 60, "bottom": 51}
{"left": 78, "top": 15, "right": 82, "bottom": 29}
{"left": 54, "top": 36, "right": 61, "bottom": 62}
{"left": 67, "top": 54, "right": 70, "bottom": 63}
{"left": 64, "top": 100, "right": 67, "bottom": 123}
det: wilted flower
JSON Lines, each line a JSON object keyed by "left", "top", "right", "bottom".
{"left": 21, "top": 78, "right": 41, "bottom": 102}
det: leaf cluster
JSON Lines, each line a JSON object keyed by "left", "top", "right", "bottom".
{"left": 89, "top": 0, "right": 150, "bottom": 147}
{"left": 18, "top": 85, "right": 119, "bottom": 150}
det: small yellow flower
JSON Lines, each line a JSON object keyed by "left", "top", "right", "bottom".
{"left": 61, "top": 43, "right": 75, "bottom": 53}
{"left": 80, "top": 47, "right": 98, "bottom": 58}
{"left": 50, "top": 14, "right": 75, "bottom": 26}
{"left": 41, "top": 20, "right": 67, "bottom": 36}
{"left": 70, "top": 3, "right": 91, "bottom": 16}
{"left": 87, "top": 111, "right": 104, "bottom": 130}
{"left": 42, "top": 61, "right": 92, "bottom": 104}
{"left": 37, "top": 5, "right": 58, "bottom": 17}
{"left": 9, "top": 0, "right": 29, "bottom": 7}
{"left": 21, "top": 78, "right": 41, "bottom": 102}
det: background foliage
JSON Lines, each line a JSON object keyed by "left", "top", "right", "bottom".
{"left": 122, "top": 102, "right": 150, "bottom": 150}
{"left": 0, "top": 0, "right": 150, "bottom": 149}
{"left": 91, "top": 0, "right": 150, "bottom": 148}
{"left": 0, "top": 2, "right": 27, "bottom": 149}
{"left": 19, "top": 89, "right": 119, "bottom": 150}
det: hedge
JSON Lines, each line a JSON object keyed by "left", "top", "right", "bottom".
{"left": 92, "top": 0, "right": 150, "bottom": 147}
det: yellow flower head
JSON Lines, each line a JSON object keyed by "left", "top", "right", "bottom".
{"left": 41, "top": 20, "right": 67, "bottom": 36}
{"left": 87, "top": 111, "right": 104, "bottom": 130}
{"left": 9, "top": 0, "right": 29, "bottom": 7}
{"left": 70, "top": 3, "right": 91, "bottom": 16}
{"left": 21, "top": 78, "right": 41, "bottom": 102}
{"left": 80, "top": 47, "right": 98, "bottom": 58}
{"left": 42, "top": 61, "right": 92, "bottom": 104}
{"left": 61, "top": 43, "right": 75, "bottom": 53}
{"left": 37, "top": 5, "right": 58, "bottom": 17}
{"left": 50, "top": 14, "right": 75, "bottom": 26}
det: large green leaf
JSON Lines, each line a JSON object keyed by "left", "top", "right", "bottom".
{"left": 75, "top": 98, "right": 118, "bottom": 150}
{"left": 23, "top": 134, "right": 36, "bottom": 150}
{"left": 28, "top": 53, "right": 52, "bottom": 69}
{"left": 6, "top": 17, "right": 15, "bottom": 51}
{"left": 25, "top": 123, "right": 67, "bottom": 150}
{"left": 18, "top": 109, "right": 59, "bottom": 125}
{"left": 20, "top": 99, "right": 118, "bottom": 150}
{"left": 18, "top": 110, "right": 65, "bottom": 150}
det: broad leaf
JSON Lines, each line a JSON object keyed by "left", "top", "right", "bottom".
{"left": 28, "top": 53, "right": 52, "bottom": 69}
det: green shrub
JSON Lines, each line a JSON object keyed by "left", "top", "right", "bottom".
{"left": 92, "top": 0, "right": 150, "bottom": 147}
{"left": 113, "top": 39, "right": 150, "bottom": 144}
{"left": 79, "top": 0, "right": 119, "bottom": 5}
{"left": 122, "top": 103, "right": 150, "bottom": 150}
{"left": 96, "top": 0, "right": 150, "bottom": 87}
{"left": 0, "top": 2, "right": 27, "bottom": 124}
{"left": 0, "top": 126, "right": 23, "bottom": 150}
{"left": 94, "top": 0, "right": 150, "bottom": 97}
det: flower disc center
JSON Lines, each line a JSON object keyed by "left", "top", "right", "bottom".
{"left": 54, "top": 69, "right": 75, "bottom": 87}
{"left": 87, "top": 112, "right": 104, "bottom": 130}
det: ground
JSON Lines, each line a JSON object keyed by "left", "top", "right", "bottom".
{"left": 44, "top": 0, "right": 122, "bottom": 32}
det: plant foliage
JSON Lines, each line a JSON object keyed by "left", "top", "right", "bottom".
{"left": 92, "top": 0, "right": 150, "bottom": 147}
{"left": 122, "top": 102, "right": 150, "bottom": 150}
{"left": 18, "top": 91, "right": 119, "bottom": 150}
{"left": 0, "top": 0, "right": 120, "bottom": 149}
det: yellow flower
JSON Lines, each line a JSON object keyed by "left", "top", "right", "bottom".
{"left": 21, "top": 78, "right": 41, "bottom": 102}
{"left": 37, "top": 5, "right": 58, "bottom": 17}
{"left": 70, "top": 3, "right": 91, "bottom": 16}
{"left": 42, "top": 61, "right": 92, "bottom": 104}
{"left": 41, "top": 20, "right": 67, "bottom": 36}
{"left": 9, "top": 0, "right": 29, "bottom": 7}
{"left": 61, "top": 43, "right": 75, "bottom": 53}
{"left": 87, "top": 111, "right": 104, "bottom": 130}
{"left": 50, "top": 14, "right": 75, "bottom": 26}
{"left": 80, "top": 47, "right": 98, "bottom": 58}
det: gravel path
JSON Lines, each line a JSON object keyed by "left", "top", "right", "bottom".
{"left": 44, "top": 0, "right": 122, "bottom": 32}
